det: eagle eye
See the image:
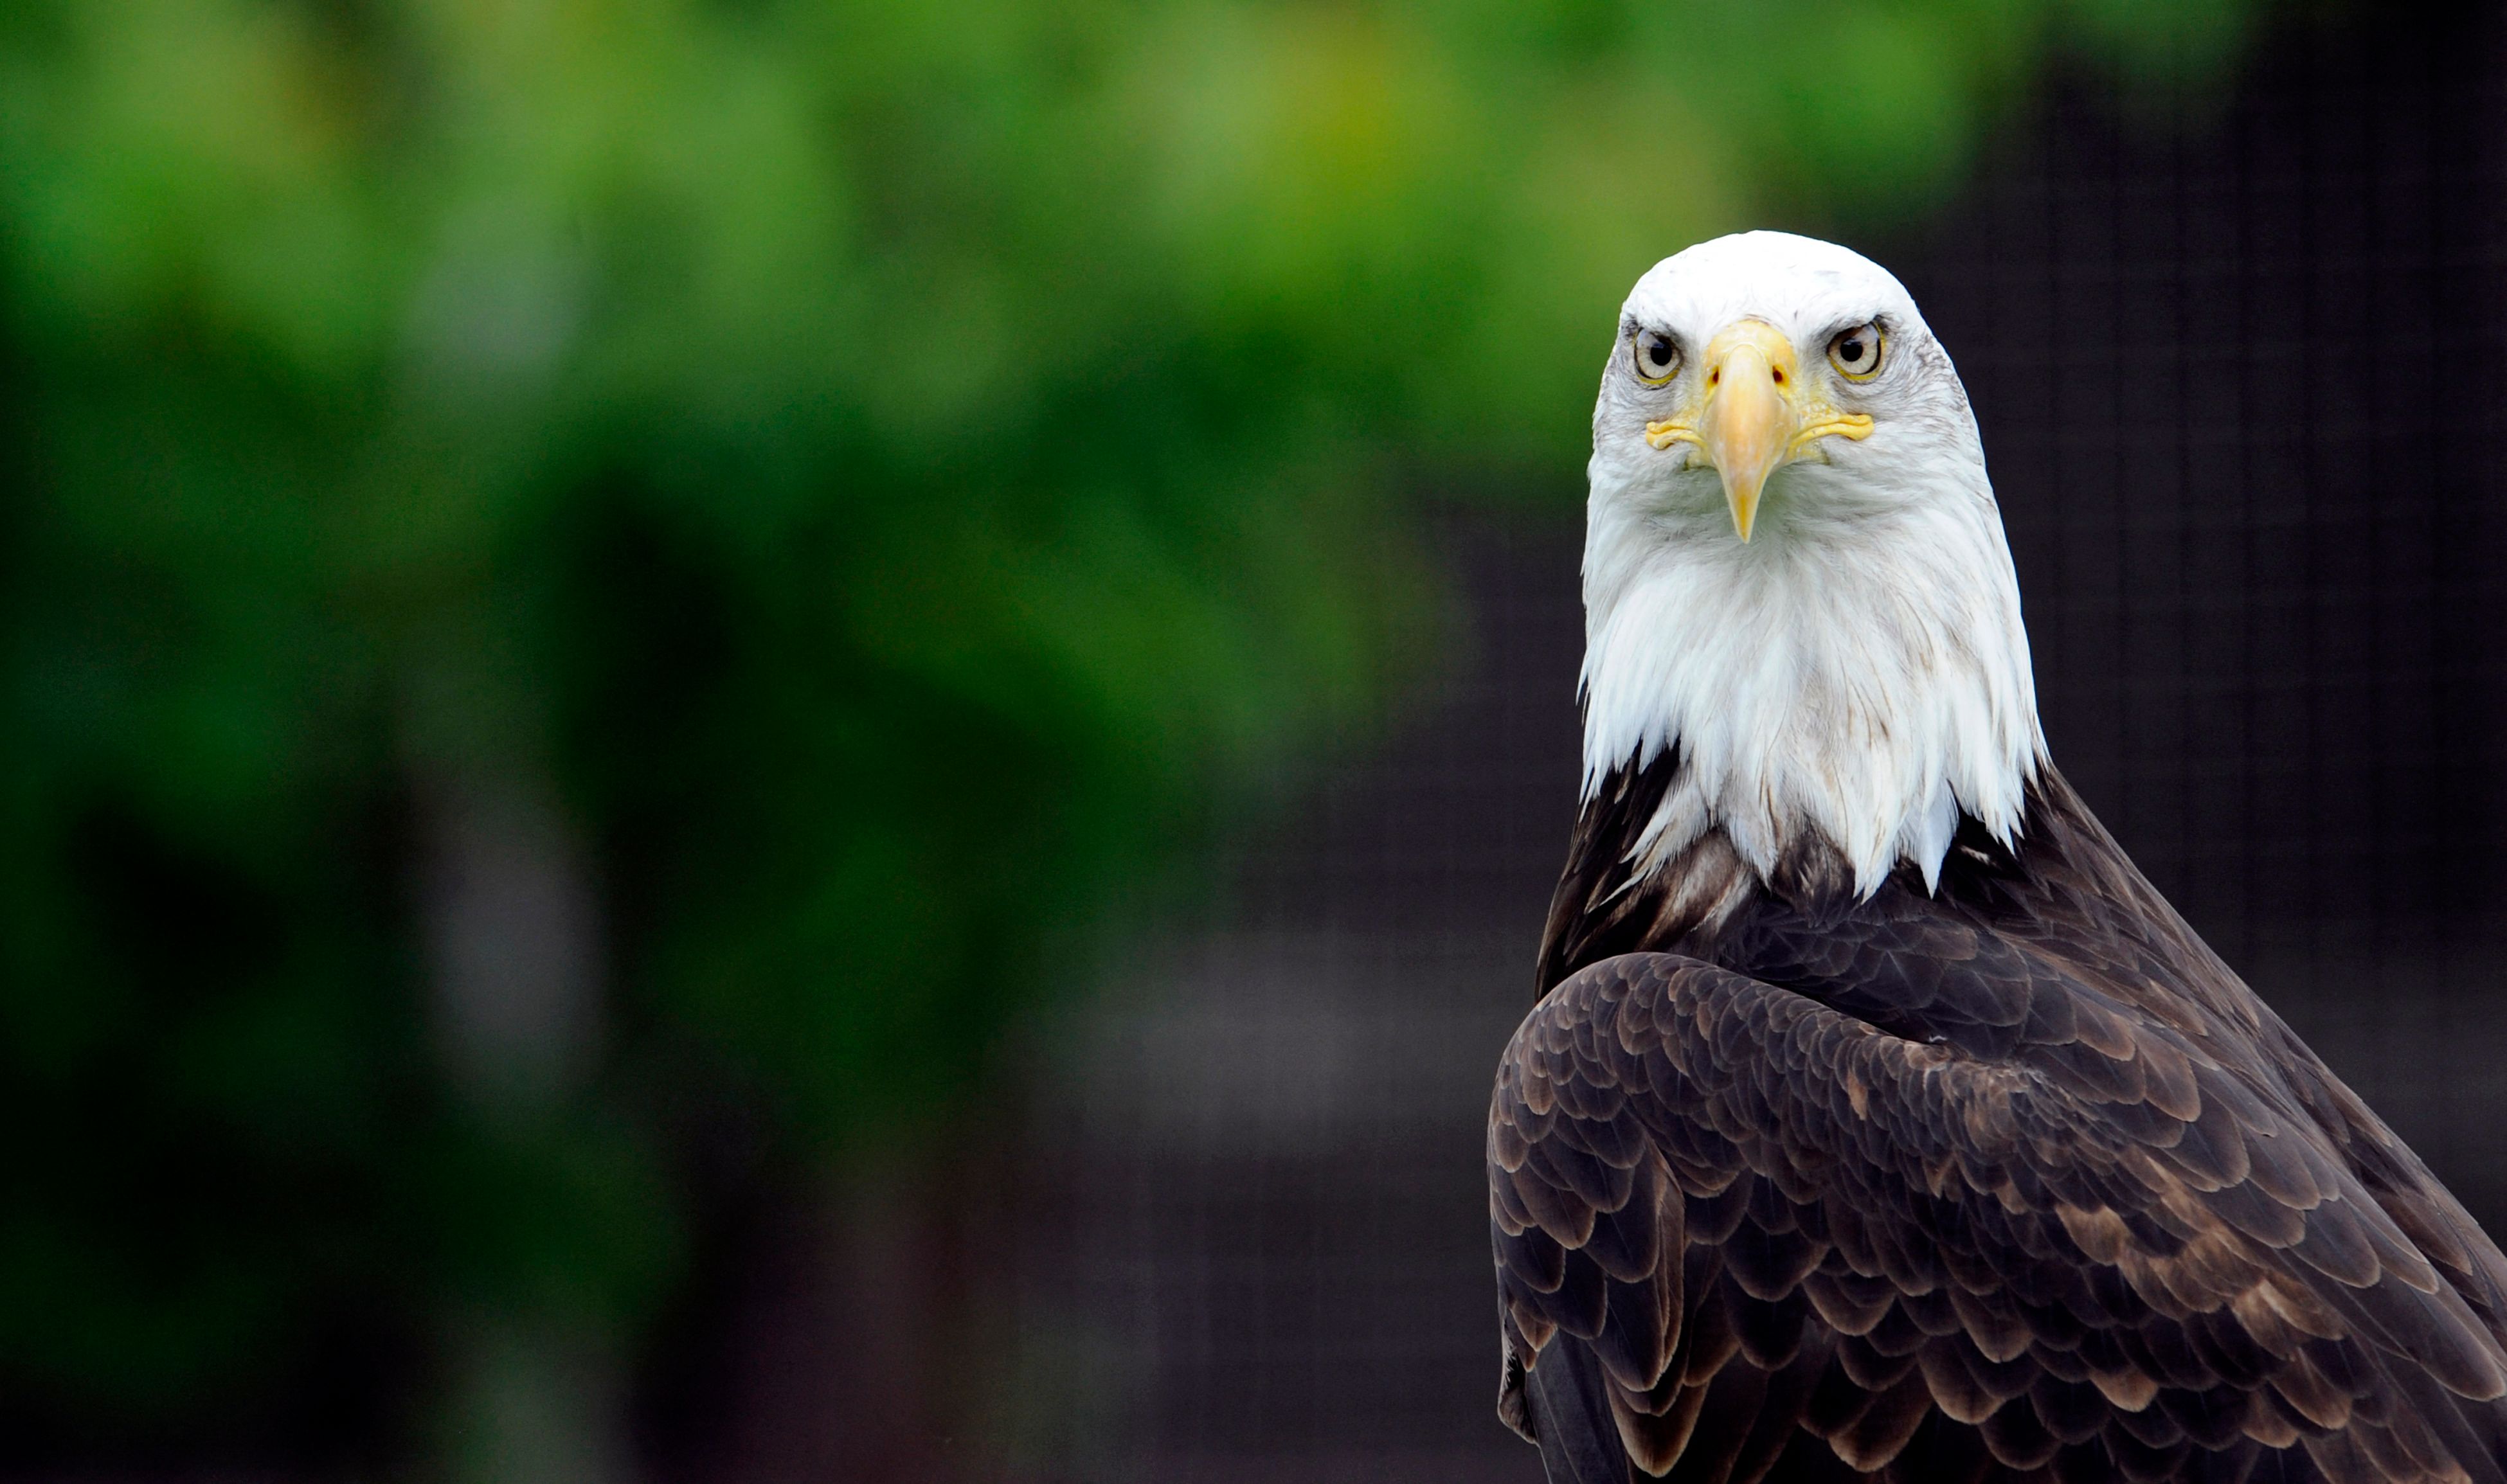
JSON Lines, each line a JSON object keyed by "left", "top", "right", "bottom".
{"left": 1828, "top": 321, "right": 1883, "bottom": 380}
{"left": 1632, "top": 330, "right": 1680, "bottom": 386}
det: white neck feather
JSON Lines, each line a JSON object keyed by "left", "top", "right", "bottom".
{"left": 1579, "top": 470, "right": 2046, "bottom": 898}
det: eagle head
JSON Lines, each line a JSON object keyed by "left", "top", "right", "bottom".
{"left": 1580, "top": 231, "right": 2047, "bottom": 898}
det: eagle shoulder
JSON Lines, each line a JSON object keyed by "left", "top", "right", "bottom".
{"left": 1490, "top": 940, "right": 2507, "bottom": 1484}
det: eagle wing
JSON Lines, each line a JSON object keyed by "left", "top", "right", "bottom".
{"left": 1489, "top": 949, "right": 2507, "bottom": 1484}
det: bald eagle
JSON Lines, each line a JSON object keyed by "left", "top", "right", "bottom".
{"left": 1489, "top": 232, "right": 2507, "bottom": 1484}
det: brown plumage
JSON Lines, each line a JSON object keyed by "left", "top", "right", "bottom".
{"left": 1491, "top": 764, "right": 2507, "bottom": 1484}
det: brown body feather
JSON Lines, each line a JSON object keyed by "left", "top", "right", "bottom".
{"left": 1492, "top": 762, "right": 2507, "bottom": 1484}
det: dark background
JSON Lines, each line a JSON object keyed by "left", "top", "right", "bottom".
{"left": 976, "top": 8, "right": 2507, "bottom": 1481}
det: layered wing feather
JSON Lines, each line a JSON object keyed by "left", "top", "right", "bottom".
{"left": 1490, "top": 947, "right": 2507, "bottom": 1484}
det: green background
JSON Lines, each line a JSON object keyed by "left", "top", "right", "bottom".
{"left": 0, "top": 0, "right": 2260, "bottom": 1471}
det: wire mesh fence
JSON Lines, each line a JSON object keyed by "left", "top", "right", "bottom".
{"left": 991, "top": 8, "right": 2507, "bottom": 1481}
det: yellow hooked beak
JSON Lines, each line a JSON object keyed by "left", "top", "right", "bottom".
{"left": 1645, "top": 319, "right": 1874, "bottom": 542}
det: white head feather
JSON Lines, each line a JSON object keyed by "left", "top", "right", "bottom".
{"left": 1580, "top": 230, "right": 2045, "bottom": 897}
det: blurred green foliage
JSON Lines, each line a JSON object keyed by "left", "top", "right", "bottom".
{"left": 0, "top": 0, "right": 2257, "bottom": 1465}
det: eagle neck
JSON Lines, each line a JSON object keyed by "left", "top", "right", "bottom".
{"left": 1577, "top": 479, "right": 2046, "bottom": 899}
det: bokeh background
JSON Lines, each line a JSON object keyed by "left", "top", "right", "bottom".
{"left": 2, "top": 0, "right": 2503, "bottom": 1480}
